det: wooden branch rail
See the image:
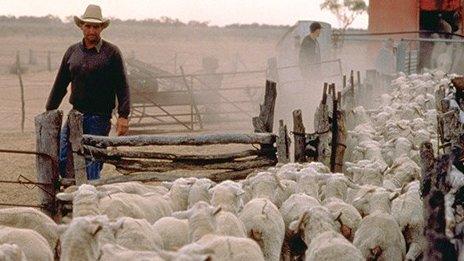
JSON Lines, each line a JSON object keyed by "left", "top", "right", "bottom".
{"left": 84, "top": 146, "right": 261, "bottom": 163}
{"left": 108, "top": 157, "right": 276, "bottom": 173}
{"left": 83, "top": 133, "right": 276, "bottom": 148}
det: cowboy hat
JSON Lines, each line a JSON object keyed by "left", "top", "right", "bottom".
{"left": 74, "top": 4, "right": 110, "bottom": 29}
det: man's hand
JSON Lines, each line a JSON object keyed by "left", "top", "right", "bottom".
{"left": 116, "top": 117, "right": 129, "bottom": 136}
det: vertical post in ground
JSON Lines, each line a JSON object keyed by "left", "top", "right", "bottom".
{"left": 293, "top": 109, "right": 306, "bottom": 163}
{"left": 277, "top": 119, "right": 290, "bottom": 164}
{"left": 67, "top": 110, "right": 88, "bottom": 186}
{"left": 16, "top": 51, "right": 25, "bottom": 133}
{"left": 35, "top": 110, "right": 62, "bottom": 220}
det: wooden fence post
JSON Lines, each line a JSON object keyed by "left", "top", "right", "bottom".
{"left": 420, "top": 142, "right": 457, "bottom": 260}
{"left": 253, "top": 80, "right": 277, "bottom": 133}
{"left": 16, "top": 51, "right": 25, "bottom": 133}
{"left": 330, "top": 85, "right": 338, "bottom": 172}
{"left": 67, "top": 110, "right": 88, "bottom": 186}
{"left": 277, "top": 119, "right": 290, "bottom": 164}
{"left": 35, "top": 110, "right": 62, "bottom": 220}
{"left": 293, "top": 109, "right": 306, "bottom": 163}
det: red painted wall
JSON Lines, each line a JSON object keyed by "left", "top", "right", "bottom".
{"left": 368, "top": 0, "right": 419, "bottom": 35}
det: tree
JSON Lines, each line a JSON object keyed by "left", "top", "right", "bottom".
{"left": 320, "top": 0, "right": 367, "bottom": 30}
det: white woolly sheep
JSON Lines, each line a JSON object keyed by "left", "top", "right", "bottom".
{"left": 322, "top": 197, "right": 362, "bottom": 241}
{"left": 110, "top": 217, "right": 163, "bottom": 251}
{"left": 239, "top": 198, "right": 285, "bottom": 261}
{"left": 210, "top": 180, "right": 244, "bottom": 214}
{"left": 0, "top": 207, "right": 58, "bottom": 251}
{"left": 0, "top": 226, "right": 53, "bottom": 261}
{"left": 305, "top": 231, "right": 364, "bottom": 261}
{"left": 0, "top": 244, "right": 27, "bottom": 261}
{"left": 280, "top": 193, "right": 320, "bottom": 227}
{"left": 152, "top": 217, "right": 189, "bottom": 251}
{"left": 353, "top": 211, "right": 406, "bottom": 260}
{"left": 188, "top": 178, "right": 216, "bottom": 208}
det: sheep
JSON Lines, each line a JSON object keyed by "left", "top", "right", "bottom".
{"left": 210, "top": 180, "right": 244, "bottom": 214}
{"left": 215, "top": 211, "right": 247, "bottom": 238}
{"left": 99, "top": 243, "right": 212, "bottom": 261}
{"left": 280, "top": 193, "right": 320, "bottom": 228}
{"left": 0, "top": 226, "right": 53, "bottom": 261}
{"left": 56, "top": 184, "right": 106, "bottom": 217}
{"left": 99, "top": 192, "right": 173, "bottom": 223}
{"left": 0, "top": 244, "right": 27, "bottom": 261}
{"left": 152, "top": 217, "right": 189, "bottom": 251}
{"left": 351, "top": 186, "right": 399, "bottom": 216}
{"left": 323, "top": 197, "right": 362, "bottom": 241}
{"left": 59, "top": 215, "right": 116, "bottom": 261}
{"left": 188, "top": 178, "right": 216, "bottom": 208}
{"left": 99, "top": 244, "right": 163, "bottom": 261}
{"left": 353, "top": 211, "right": 406, "bottom": 260}
{"left": 110, "top": 217, "right": 163, "bottom": 251}
{"left": 383, "top": 155, "right": 421, "bottom": 190}
{"left": 241, "top": 172, "right": 283, "bottom": 206}
{"left": 172, "top": 201, "right": 264, "bottom": 260}
{"left": 305, "top": 231, "right": 364, "bottom": 261}
{"left": 238, "top": 198, "right": 285, "bottom": 261}
{"left": 178, "top": 234, "right": 264, "bottom": 261}
{"left": 0, "top": 208, "right": 59, "bottom": 251}
{"left": 391, "top": 181, "right": 425, "bottom": 260}
{"left": 57, "top": 184, "right": 173, "bottom": 223}
{"left": 162, "top": 177, "right": 196, "bottom": 211}
{"left": 345, "top": 160, "right": 384, "bottom": 186}
{"left": 96, "top": 181, "right": 169, "bottom": 196}
{"left": 288, "top": 206, "right": 339, "bottom": 248}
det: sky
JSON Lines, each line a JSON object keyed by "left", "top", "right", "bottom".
{"left": 0, "top": 0, "right": 369, "bottom": 28}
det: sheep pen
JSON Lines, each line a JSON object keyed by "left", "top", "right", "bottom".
{"left": 1, "top": 70, "right": 464, "bottom": 260}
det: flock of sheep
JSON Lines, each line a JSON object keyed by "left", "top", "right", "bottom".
{"left": 0, "top": 71, "right": 461, "bottom": 261}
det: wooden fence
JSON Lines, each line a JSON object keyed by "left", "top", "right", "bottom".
{"left": 35, "top": 80, "right": 293, "bottom": 217}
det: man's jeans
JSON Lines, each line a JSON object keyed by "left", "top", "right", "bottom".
{"left": 59, "top": 114, "right": 111, "bottom": 180}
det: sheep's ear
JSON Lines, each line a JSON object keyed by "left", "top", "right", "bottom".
{"left": 86, "top": 223, "right": 102, "bottom": 236}
{"left": 57, "top": 224, "right": 69, "bottom": 235}
{"left": 109, "top": 219, "right": 124, "bottom": 234}
{"left": 389, "top": 192, "right": 400, "bottom": 201}
{"left": 334, "top": 212, "right": 343, "bottom": 223}
{"left": 236, "top": 188, "right": 245, "bottom": 196}
{"left": 172, "top": 210, "right": 189, "bottom": 219}
{"left": 288, "top": 220, "right": 299, "bottom": 232}
{"left": 56, "top": 191, "right": 75, "bottom": 202}
{"left": 162, "top": 181, "right": 173, "bottom": 190}
{"left": 97, "top": 191, "right": 110, "bottom": 199}
{"left": 212, "top": 206, "right": 222, "bottom": 216}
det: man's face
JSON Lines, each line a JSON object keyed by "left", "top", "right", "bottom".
{"left": 314, "top": 29, "right": 321, "bottom": 38}
{"left": 81, "top": 23, "right": 103, "bottom": 44}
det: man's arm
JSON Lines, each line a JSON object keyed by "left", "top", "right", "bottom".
{"left": 45, "top": 47, "right": 72, "bottom": 111}
{"left": 113, "top": 48, "right": 131, "bottom": 135}
{"left": 113, "top": 48, "right": 131, "bottom": 119}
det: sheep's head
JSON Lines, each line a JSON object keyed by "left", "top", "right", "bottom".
{"left": 59, "top": 215, "right": 115, "bottom": 261}
{"left": 172, "top": 201, "right": 221, "bottom": 242}
{"left": 209, "top": 181, "right": 244, "bottom": 214}
{"left": 56, "top": 184, "right": 108, "bottom": 217}
{"left": 188, "top": 179, "right": 216, "bottom": 208}
{"left": 289, "top": 207, "right": 336, "bottom": 246}
{"left": 0, "top": 244, "right": 27, "bottom": 261}
{"left": 353, "top": 188, "right": 399, "bottom": 216}
{"left": 165, "top": 179, "right": 196, "bottom": 211}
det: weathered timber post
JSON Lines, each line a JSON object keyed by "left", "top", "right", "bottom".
{"left": 350, "top": 70, "right": 355, "bottom": 108}
{"left": 35, "top": 110, "right": 62, "bottom": 220}
{"left": 277, "top": 119, "right": 290, "bottom": 164}
{"left": 67, "top": 110, "right": 88, "bottom": 186}
{"left": 253, "top": 80, "right": 277, "bottom": 133}
{"left": 16, "top": 51, "right": 25, "bottom": 133}
{"left": 420, "top": 142, "right": 457, "bottom": 260}
{"left": 314, "top": 84, "right": 331, "bottom": 166}
{"left": 293, "top": 109, "right": 306, "bottom": 163}
{"left": 253, "top": 80, "right": 277, "bottom": 158}
{"left": 334, "top": 91, "right": 346, "bottom": 172}
{"left": 330, "top": 85, "right": 338, "bottom": 172}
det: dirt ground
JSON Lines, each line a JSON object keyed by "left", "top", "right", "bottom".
{"left": 0, "top": 27, "right": 280, "bottom": 207}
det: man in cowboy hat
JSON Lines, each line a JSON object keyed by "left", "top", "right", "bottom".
{"left": 46, "top": 4, "right": 130, "bottom": 180}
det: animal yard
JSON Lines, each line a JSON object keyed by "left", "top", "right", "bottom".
{"left": 2, "top": 1, "right": 464, "bottom": 260}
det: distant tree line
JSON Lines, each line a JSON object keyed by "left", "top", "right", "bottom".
{"left": 0, "top": 14, "right": 290, "bottom": 29}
